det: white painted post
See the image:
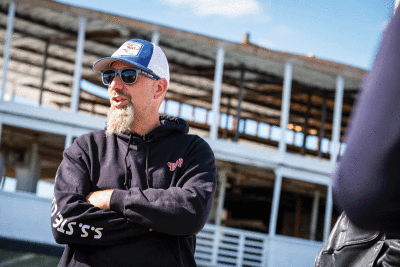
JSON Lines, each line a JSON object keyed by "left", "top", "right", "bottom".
{"left": 323, "top": 182, "right": 333, "bottom": 241}
{"left": 269, "top": 168, "right": 283, "bottom": 236}
{"left": 16, "top": 142, "right": 40, "bottom": 193}
{"left": 267, "top": 174, "right": 282, "bottom": 267}
{"left": 65, "top": 132, "right": 74, "bottom": 150}
{"left": 210, "top": 44, "right": 225, "bottom": 140}
{"left": 215, "top": 169, "right": 227, "bottom": 226}
{"left": 310, "top": 190, "right": 320, "bottom": 240}
{"left": 212, "top": 169, "right": 227, "bottom": 266}
{"left": 211, "top": 225, "right": 221, "bottom": 266}
{"left": 0, "top": 1, "right": 15, "bottom": 101}
{"left": 151, "top": 31, "right": 160, "bottom": 46}
{"left": 279, "top": 62, "right": 293, "bottom": 155}
{"left": 330, "top": 75, "right": 344, "bottom": 163}
{"left": 70, "top": 17, "right": 86, "bottom": 113}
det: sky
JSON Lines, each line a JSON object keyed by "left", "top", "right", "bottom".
{"left": 55, "top": 0, "right": 396, "bottom": 70}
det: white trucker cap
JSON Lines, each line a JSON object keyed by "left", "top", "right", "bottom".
{"left": 93, "top": 39, "right": 170, "bottom": 85}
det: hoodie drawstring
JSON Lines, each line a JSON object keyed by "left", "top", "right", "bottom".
{"left": 124, "top": 134, "right": 133, "bottom": 189}
{"left": 145, "top": 144, "right": 150, "bottom": 188}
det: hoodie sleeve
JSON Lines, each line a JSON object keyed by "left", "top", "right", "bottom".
{"left": 51, "top": 140, "right": 149, "bottom": 245}
{"left": 333, "top": 10, "right": 400, "bottom": 232}
{"left": 110, "top": 137, "right": 217, "bottom": 236}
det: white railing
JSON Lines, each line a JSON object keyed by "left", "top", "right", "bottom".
{"left": 195, "top": 224, "right": 323, "bottom": 267}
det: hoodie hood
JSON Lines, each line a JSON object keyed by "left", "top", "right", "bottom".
{"left": 157, "top": 115, "right": 189, "bottom": 135}
{"left": 109, "top": 115, "right": 189, "bottom": 143}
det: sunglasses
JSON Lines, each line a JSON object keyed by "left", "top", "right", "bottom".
{"left": 101, "top": 68, "right": 160, "bottom": 85}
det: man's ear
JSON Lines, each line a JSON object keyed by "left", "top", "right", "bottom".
{"left": 154, "top": 78, "right": 168, "bottom": 100}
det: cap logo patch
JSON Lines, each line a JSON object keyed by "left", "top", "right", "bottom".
{"left": 113, "top": 42, "right": 142, "bottom": 57}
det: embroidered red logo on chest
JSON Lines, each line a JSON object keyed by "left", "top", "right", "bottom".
{"left": 168, "top": 158, "right": 183, "bottom": 171}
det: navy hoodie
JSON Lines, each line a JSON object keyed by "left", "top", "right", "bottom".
{"left": 51, "top": 116, "right": 217, "bottom": 267}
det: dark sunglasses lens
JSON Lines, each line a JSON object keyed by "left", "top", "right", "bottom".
{"left": 121, "top": 69, "right": 137, "bottom": 84}
{"left": 102, "top": 70, "right": 116, "bottom": 85}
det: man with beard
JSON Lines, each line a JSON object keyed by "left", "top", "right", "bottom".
{"left": 51, "top": 39, "right": 217, "bottom": 267}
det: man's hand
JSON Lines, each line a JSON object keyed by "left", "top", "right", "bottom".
{"left": 86, "top": 189, "right": 114, "bottom": 210}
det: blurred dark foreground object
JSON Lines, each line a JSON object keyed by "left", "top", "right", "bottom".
{"left": 333, "top": 5, "right": 400, "bottom": 232}
{"left": 315, "top": 212, "right": 400, "bottom": 267}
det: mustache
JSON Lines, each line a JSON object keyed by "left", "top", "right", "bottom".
{"left": 110, "top": 89, "right": 131, "bottom": 98}
{"left": 110, "top": 91, "right": 132, "bottom": 108}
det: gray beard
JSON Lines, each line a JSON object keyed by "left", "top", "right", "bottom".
{"left": 105, "top": 103, "right": 135, "bottom": 137}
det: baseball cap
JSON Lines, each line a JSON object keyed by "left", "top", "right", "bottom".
{"left": 93, "top": 39, "right": 170, "bottom": 85}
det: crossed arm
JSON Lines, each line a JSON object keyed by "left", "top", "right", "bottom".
{"left": 52, "top": 136, "right": 216, "bottom": 244}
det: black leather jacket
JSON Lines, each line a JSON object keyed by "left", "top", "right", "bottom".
{"left": 314, "top": 213, "right": 385, "bottom": 267}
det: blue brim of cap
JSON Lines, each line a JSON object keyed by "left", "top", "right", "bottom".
{"left": 92, "top": 56, "right": 154, "bottom": 74}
